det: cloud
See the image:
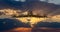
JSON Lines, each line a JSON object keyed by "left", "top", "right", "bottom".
{"left": 0, "top": 0, "right": 60, "bottom": 17}
{"left": 14, "top": 0, "right": 26, "bottom": 2}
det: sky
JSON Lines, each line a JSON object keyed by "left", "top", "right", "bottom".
{"left": 15, "top": 0, "right": 26, "bottom": 2}
{"left": 14, "top": 0, "right": 60, "bottom": 5}
{"left": 40, "top": 0, "right": 60, "bottom": 5}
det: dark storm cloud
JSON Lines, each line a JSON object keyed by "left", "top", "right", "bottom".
{"left": 0, "top": 0, "right": 60, "bottom": 17}
{"left": 0, "top": 18, "right": 31, "bottom": 31}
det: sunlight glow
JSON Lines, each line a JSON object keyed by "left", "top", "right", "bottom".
{"left": 16, "top": 17, "right": 48, "bottom": 27}
{"left": 51, "top": 15, "right": 60, "bottom": 21}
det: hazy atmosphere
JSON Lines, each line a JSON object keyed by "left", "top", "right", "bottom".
{"left": 0, "top": 0, "right": 60, "bottom": 32}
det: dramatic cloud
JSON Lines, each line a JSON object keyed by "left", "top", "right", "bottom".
{"left": 0, "top": 0, "right": 60, "bottom": 17}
